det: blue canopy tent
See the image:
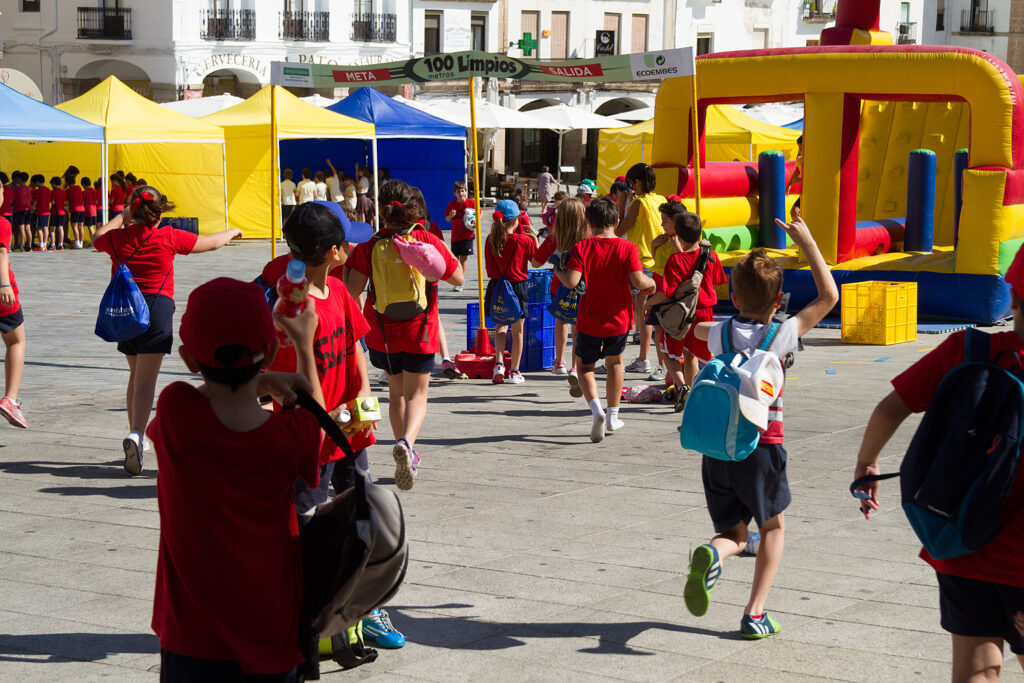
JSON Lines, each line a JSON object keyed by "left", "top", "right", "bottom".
{"left": 280, "top": 87, "right": 466, "bottom": 230}
{"left": 0, "top": 82, "right": 104, "bottom": 143}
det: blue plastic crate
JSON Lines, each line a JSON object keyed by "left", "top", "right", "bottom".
{"left": 466, "top": 302, "right": 495, "bottom": 351}
{"left": 522, "top": 346, "right": 555, "bottom": 372}
{"left": 526, "top": 269, "right": 553, "bottom": 303}
{"left": 467, "top": 301, "right": 556, "bottom": 370}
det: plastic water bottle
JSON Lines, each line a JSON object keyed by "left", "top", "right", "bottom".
{"left": 744, "top": 531, "right": 761, "bottom": 556}
{"left": 274, "top": 259, "right": 308, "bottom": 318}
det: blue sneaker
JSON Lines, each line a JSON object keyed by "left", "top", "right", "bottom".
{"left": 361, "top": 608, "right": 405, "bottom": 649}
{"left": 740, "top": 611, "right": 781, "bottom": 639}
{"left": 684, "top": 544, "right": 721, "bottom": 617}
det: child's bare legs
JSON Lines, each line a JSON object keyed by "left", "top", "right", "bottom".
{"left": 578, "top": 358, "right": 606, "bottom": 442}
{"left": 437, "top": 321, "right": 451, "bottom": 360}
{"left": 554, "top": 320, "right": 570, "bottom": 366}
{"left": 387, "top": 371, "right": 430, "bottom": 447}
{"left": 951, "top": 635, "right": 1004, "bottom": 683}
{"left": 682, "top": 349, "right": 700, "bottom": 386}
{"left": 746, "top": 513, "right": 784, "bottom": 617}
{"left": 87, "top": 224, "right": 96, "bottom": 242}
{"left": 494, "top": 324, "right": 508, "bottom": 366}
{"left": 509, "top": 318, "right": 524, "bottom": 371}
{"left": 604, "top": 353, "right": 627, "bottom": 432}
{"left": 125, "top": 353, "right": 163, "bottom": 435}
{"left": 664, "top": 355, "right": 686, "bottom": 391}
{"left": 56, "top": 224, "right": 65, "bottom": 247}
{"left": 2, "top": 326, "right": 25, "bottom": 400}
{"left": 633, "top": 291, "right": 652, "bottom": 362}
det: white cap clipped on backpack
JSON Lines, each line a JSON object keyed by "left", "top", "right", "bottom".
{"left": 731, "top": 351, "right": 784, "bottom": 430}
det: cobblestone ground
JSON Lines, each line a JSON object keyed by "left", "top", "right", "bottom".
{"left": 0, "top": 238, "right": 1021, "bottom": 681}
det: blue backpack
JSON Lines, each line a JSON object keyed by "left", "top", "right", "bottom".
{"left": 94, "top": 233, "right": 157, "bottom": 342}
{"left": 489, "top": 255, "right": 523, "bottom": 325}
{"left": 547, "top": 253, "right": 584, "bottom": 324}
{"left": 851, "top": 328, "right": 1024, "bottom": 559}
{"left": 679, "top": 318, "right": 783, "bottom": 461}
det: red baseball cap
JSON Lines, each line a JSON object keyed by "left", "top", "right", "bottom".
{"left": 1006, "top": 243, "right": 1024, "bottom": 296}
{"left": 180, "top": 278, "right": 275, "bottom": 368}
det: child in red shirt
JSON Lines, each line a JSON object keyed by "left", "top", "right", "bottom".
{"left": 11, "top": 173, "right": 32, "bottom": 252}
{"left": 556, "top": 197, "right": 654, "bottom": 442}
{"left": 30, "top": 174, "right": 50, "bottom": 251}
{"left": 854, "top": 245, "right": 1024, "bottom": 679}
{"left": 82, "top": 177, "right": 98, "bottom": 243}
{"left": 48, "top": 177, "right": 66, "bottom": 250}
{"left": 487, "top": 199, "right": 539, "bottom": 384}
{"left": 108, "top": 174, "right": 126, "bottom": 216}
{"left": 444, "top": 180, "right": 475, "bottom": 282}
{"left": 65, "top": 173, "right": 86, "bottom": 249}
{"left": 94, "top": 186, "right": 242, "bottom": 475}
{"left": 0, "top": 217, "right": 27, "bottom": 428}
{"left": 149, "top": 276, "right": 321, "bottom": 680}
{"left": 645, "top": 211, "right": 727, "bottom": 403}
{"left": 347, "top": 180, "right": 464, "bottom": 490}
{"left": 0, "top": 173, "right": 12, "bottom": 236}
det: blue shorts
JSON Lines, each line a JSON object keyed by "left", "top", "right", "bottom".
{"left": 35, "top": 214, "right": 50, "bottom": 230}
{"left": 70, "top": 211, "right": 86, "bottom": 224}
{"left": 0, "top": 308, "right": 24, "bottom": 334}
{"left": 12, "top": 211, "right": 28, "bottom": 226}
{"left": 50, "top": 214, "right": 65, "bottom": 227}
{"left": 701, "top": 442, "right": 792, "bottom": 532}
{"left": 937, "top": 572, "right": 1024, "bottom": 654}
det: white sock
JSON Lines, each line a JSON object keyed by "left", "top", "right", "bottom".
{"left": 588, "top": 397, "right": 603, "bottom": 418}
{"left": 443, "top": 356, "right": 453, "bottom": 363}
{"left": 606, "top": 407, "right": 624, "bottom": 432}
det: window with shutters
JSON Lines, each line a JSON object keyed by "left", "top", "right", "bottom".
{"left": 551, "top": 11, "right": 569, "bottom": 59}
{"left": 424, "top": 12, "right": 441, "bottom": 56}
{"left": 631, "top": 14, "right": 648, "bottom": 53}
{"left": 520, "top": 10, "right": 539, "bottom": 59}
{"left": 604, "top": 13, "right": 621, "bottom": 53}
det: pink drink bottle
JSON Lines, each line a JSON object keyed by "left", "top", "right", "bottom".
{"left": 274, "top": 259, "right": 309, "bottom": 318}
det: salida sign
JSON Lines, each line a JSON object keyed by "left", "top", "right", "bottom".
{"left": 270, "top": 48, "right": 693, "bottom": 88}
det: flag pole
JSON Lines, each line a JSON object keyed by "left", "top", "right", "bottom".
{"left": 469, "top": 76, "right": 489, "bottom": 353}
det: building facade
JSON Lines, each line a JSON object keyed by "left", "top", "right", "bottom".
{"left": 921, "top": 0, "right": 1024, "bottom": 75}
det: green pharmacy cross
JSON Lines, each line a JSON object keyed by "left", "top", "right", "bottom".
{"left": 518, "top": 33, "right": 538, "bottom": 56}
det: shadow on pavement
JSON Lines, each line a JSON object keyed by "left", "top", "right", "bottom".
{"left": 0, "top": 632, "right": 158, "bottom": 663}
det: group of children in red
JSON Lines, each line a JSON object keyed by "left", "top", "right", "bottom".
{"left": 0, "top": 167, "right": 147, "bottom": 252}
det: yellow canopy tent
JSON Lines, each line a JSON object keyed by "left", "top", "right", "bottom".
{"left": 0, "top": 76, "right": 228, "bottom": 233}
{"left": 597, "top": 106, "right": 801, "bottom": 193}
{"left": 202, "top": 86, "right": 375, "bottom": 240}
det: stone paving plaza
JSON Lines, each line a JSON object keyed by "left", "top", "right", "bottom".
{"left": 1, "top": 239, "right": 1022, "bottom": 681}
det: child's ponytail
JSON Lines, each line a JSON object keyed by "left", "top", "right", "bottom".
{"left": 126, "top": 185, "right": 175, "bottom": 226}
{"left": 378, "top": 179, "right": 419, "bottom": 229}
{"left": 488, "top": 213, "right": 513, "bottom": 257}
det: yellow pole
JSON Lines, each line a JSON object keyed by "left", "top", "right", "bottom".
{"left": 270, "top": 85, "right": 279, "bottom": 259}
{"left": 469, "top": 76, "right": 486, "bottom": 331}
{"left": 690, "top": 69, "right": 702, "bottom": 217}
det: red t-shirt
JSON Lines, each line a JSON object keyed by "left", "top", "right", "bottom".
{"left": 66, "top": 185, "right": 84, "bottom": 212}
{"left": 567, "top": 236, "right": 643, "bottom": 337}
{"left": 94, "top": 224, "right": 198, "bottom": 298}
{"left": 263, "top": 256, "right": 374, "bottom": 461}
{"left": 446, "top": 198, "right": 476, "bottom": 242}
{"left": 0, "top": 218, "right": 21, "bottom": 316}
{"left": 147, "top": 382, "right": 320, "bottom": 673}
{"left": 84, "top": 187, "right": 98, "bottom": 217}
{"left": 109, "top": 186, "right": 125, "bottom": 211}
{"left": 1, "top": 185, "right": 12, "bottom": 216}
{"left": 33, "top": 186, "right": 51, "bottom": 215}
{"left": 425, "top": 220, "right": 444, "bottom": 240}
{"left": 660, "top": 247, "right": 727, "bottom": 308}
{"left": 12, "top": 185, "right": 31, "bottom": 212}
{"left": 517, "top": 211, "right": 531, "bottom": 233}
{"left": 485, "top": 233, "right": 536, "bottom": 282}
{"left": 348, "top": 226, "right": 459, "bottom": 355}
{"left": 50, "top": 187, "right": 66, "bottom": 215}
{"left": 891, "top": 330, "right": 1024, "bottom": 587}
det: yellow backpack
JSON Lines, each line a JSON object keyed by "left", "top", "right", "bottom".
{"left": 370, "top": 227, "right": 429, "bottom": 321}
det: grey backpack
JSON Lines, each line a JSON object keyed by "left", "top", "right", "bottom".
{"left": 294, "top": 391, "right": 408, "bottom": 676}
{"left": 655, "top": 240, "right": 711, "bottom": 340}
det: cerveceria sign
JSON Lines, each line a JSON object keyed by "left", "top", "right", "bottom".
{"left": 270, "top": 48, "right": 693, "bottom": 87}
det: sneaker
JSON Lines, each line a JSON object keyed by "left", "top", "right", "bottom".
{"left": 392, "top": 439, "right": 419, "bottom": 491}
{"left": 594, "top": 363, "right": 607, "bottom": 375}
{"left": 507, "top": 370, "right": 525, "bottom": 384}
{"left": 684, "top": 544, "right": 721, "bottom": 617}
{"left": 567, "top": 369, "right": 583, "bottom": 398}
{"left": 32, "top": 244, "right": 41, "bottom": 251}
{"left": 625, "top": 358, "right": 651, "bottom": 374}
{"left": 740, "top": 611, "right": 781, "bottom": 639}
{"left": 123, "top": 431, "right": 143, "bottom": 476}
{"left": 492, "top": 363, "right": 505, "bottom": 384}
{"left": 453, "top": 285, "right": 463, "bottom": 292}
{"left": 647, "top": 365, "right": 667, "bottom": 382}
{"left": 361, "top": 608, "right": 406, "bottom": 649}
{"left": 0, "top": 396, "right": 28, "bottom": 428}
{"left": 673, "top": 384, "right": 690, "bottom": 413}
{"left": 442, "top": 358, "right": 466, "bottom": 379}
{"left": 376, "top": 371, "right": 389, "bottom": 386}
{"left": 552, "top": 361, "right": 568, "bottom": 375}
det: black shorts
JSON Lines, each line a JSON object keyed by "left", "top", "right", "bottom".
{"left": 12, "top": 211, "right": 27, "bottom": 226}
{"left": 485, "top": 278, "right": 528, "bottom": 322}
{"left": 50, "top": 214, "right": 65, "bottom": 227}
{"left": 575, "top": 331, "right": 628, "bottom": 365}
{"left": 937, "top": 572, "right": 1024, "bottom": 654}
{"left": 0, "top": 308, "right": 24, "bottom": 334}
{"left": 86, "top": 214, "right": 97, "bottom": 227}
{"left": 369, "top": 348, "right": 434, "bottom": 376}
{"left": 451, "top": 238, "right": 474, "bottom": 256}
{"left": 117, "top": 293, "right": 175, "bottom": 356}
{"left": 35, "top": 214, "right": 50, "bottom": 230}
{"left": 701, "top": 442, "right": 791, "bottom": 532}
{"left": 70, "top": 211, "right": 85, "bottom": 223}
{"left": 160, "top": 649, "right": 299, "bottom": 683}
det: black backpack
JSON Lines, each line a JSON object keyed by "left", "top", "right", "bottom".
{"left": 851, "top": 328, "right": 1024, "bottom": 559}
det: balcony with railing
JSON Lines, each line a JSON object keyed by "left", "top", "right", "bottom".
{"left": 280, "top": 11, "right": 329, "bottom": 41}
{"left": 351, "top": 13, "right": 397, "bottom": 42}
{"left": 896, "top": 21, "right": 917, "bottom": 44}
{"left": 960, "top": 8, "right": 995, "bottom": 33}
{"left": 77, "top": 7, "right": 132, "bottom": 40}
{"left": 803, "top": 0, "right": 837, "bottom": 24}
{"left": 200, "top": 8, "right": 256, "bottom": 41}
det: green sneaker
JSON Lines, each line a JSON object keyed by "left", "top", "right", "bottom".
{"left": 740, "top": 611, "right": 782, "bottom": 639}
{"left": 684, "top": 544, "right": 721, "bottom": 617}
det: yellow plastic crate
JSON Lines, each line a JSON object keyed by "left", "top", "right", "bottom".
{"left": 840, "top": 281, "right": 918, "bottom": 345}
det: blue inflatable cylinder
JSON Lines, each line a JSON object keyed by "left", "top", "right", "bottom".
{"left": 954, "top": 148, "right": 968, "bottom": 247}
{"left": 905, "top": 149, "right": 936, "bottom": 253}
{"left": 758, "top": 150, "right": 787, "bottom": 249}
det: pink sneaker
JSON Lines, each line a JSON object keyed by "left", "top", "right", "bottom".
{"left": 392, "top": 439, "right": 419, "bottom": 491}
{"left": 0, "top": 396, "right": 27, "bottom": 428}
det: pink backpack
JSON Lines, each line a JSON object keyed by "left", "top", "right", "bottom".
{"left": 391, "top": 235, "right": 446, "bottom": 281}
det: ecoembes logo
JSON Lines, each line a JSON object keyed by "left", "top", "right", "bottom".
{"left": 644, "top": 54, "right": 666, "bottom": 68}
{"left": 633, "top": 51, "right": 680, "bottom": 79}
